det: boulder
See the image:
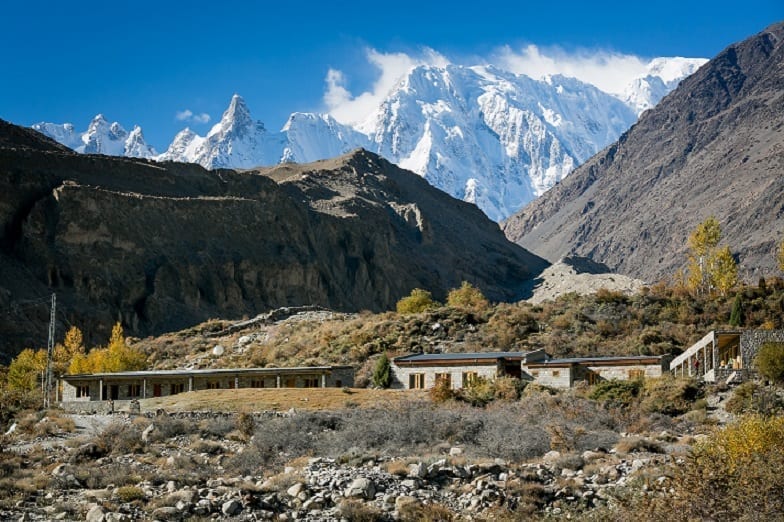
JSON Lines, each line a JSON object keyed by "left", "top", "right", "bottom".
{"left": 344, "top": 477, "right": 375, "bottom": 499}
{"left": 221, "top": 499, "right": 242, "bottom": 516}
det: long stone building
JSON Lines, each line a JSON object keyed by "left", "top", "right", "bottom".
{"left": 60, "top": 366, "right": 354, "bottom": 411}
{"left": 391, "top": 351, "right": 670, "bottom": 389}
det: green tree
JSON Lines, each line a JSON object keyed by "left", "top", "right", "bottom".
{"left": 755, "top": 342, "right": 784, "bottom": 383}
{"left": 729, "top": 294, "right": 743, "bottom": 327}
{"left": 446, "top": 281, "right": 489, "bottom": 312}
{"left": 396, "top": 288, "right": 437, "bottom": 314}
{"left": 6, "top": 348, "right": 46, "bottom": 391}
{"left": 372, "top": 352, "right": 391, "bottom": 388}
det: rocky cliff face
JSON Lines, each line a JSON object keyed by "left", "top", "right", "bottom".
{"left": 0, "top": 121, "right": 546, "bottom": 360}
{"left": 503, "top": 22, "right": 784, "bottom": 283}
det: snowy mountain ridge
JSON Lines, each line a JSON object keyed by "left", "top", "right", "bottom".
{"left": 32, "top": 57, "right": 706, "bottom": 220}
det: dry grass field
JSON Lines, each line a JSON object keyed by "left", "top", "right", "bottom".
{"left": 139, "top": 387, "right": 426, "bottom": 412}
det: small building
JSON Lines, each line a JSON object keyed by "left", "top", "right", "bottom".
{"left": 391, "top": 350, "right": 547, "bottom": 390}
{"left": 60, "top": 365, "right": 354, "bottom": 411}
{"left": 522, "top": 355, "right": 671, "bottom": 388}
{"left": 669, "top": 329, "right": 784, "bottom": 383}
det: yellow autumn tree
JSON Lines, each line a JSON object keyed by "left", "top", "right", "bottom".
{"left": 686, "top": 217, "right": 737, "bottom": 295}
{"left": 68, "top": 322, "right": 146, "bottom": 374}
{"left": 778, "top": 237, "right": 784, "bottom": 273}
{"left": 103, "top": 322, "right": 146, "bottom": 372}
{"left": 54, "top": 326, "right": 85, "bottom": 376}
{"left": 447, "top": 281, "right": 490, "bottom": 312}
{"left": 712, "top": 246, "right": 739, "bottom": 296}
{"left": 6, "top": 348, "right": 47, "bottom": 391}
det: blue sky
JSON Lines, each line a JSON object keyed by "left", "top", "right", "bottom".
{"left": 2, "top": 1, "right": 780, "bottom": 150}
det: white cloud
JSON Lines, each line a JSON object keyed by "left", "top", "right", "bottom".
{"left": 324, "top": 48, "right": 449, "bottom": 125}
{"left": 494, "top": 44, "right": 650, "bottom": 95}
{"left": 175, "top": 109, "right": 211, "bottom": 124}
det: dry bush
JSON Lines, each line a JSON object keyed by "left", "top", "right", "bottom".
{"left": 338, "top": 499, "right": 385, "bottom": 521}
{"left": 429, "top": 379, "right": 454, "bottom": 403}
{"left": 198, "top": 416, "right": 235, "bottom": 438}
{"left": 145, "top": 415, "right": 191, "bottom": 442}
{"left": 614, "top": 436, "right": 663, "bottom": 455}
{"left": 259, "top": 471, "right": 304, "bottom": 493}
{"left": 236, "top": 411, "right": 256, "bottom": 439}
{"left": 640, "top": 377, "right": 701, "bottom": 415}
{"left": 94, "top": 421, "right": 145, "bottom": 455}
{"left": 725, "top": 381, "right": 784, "bottom": 415}
{"left": 399, "top": 501, "right": 455, "bottom": 521}
{"left": 188, "top": 439, "right": 225, "bottom": 455}
{"left": 116, "top": 485, "right": 146, "bottom": 503}
{"left": 383, "top": 459, "right": 410, "bottom": 477}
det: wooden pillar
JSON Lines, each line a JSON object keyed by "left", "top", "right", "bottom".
{"left": 99, "top": 378, "right": 104, "bottom": 401}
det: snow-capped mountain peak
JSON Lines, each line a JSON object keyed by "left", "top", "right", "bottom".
{"left": 620, "top": 57, "right": 708, "bottom": 114}
{"left": 33, "top": 54, "right": 705, "bottom": 220}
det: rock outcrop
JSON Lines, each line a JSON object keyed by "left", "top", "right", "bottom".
{"left": 0, "top": 121, "right": 546, "bottom": 359}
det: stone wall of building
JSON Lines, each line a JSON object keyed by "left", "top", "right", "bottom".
{"left": 523, "top": 367, "right": 573, "bottom": 388}
{"left": 741, "top": 330, "right": 784, "bottom": 367}
{"left": 587, "top": 363, "right": 666, "bottom": 382}
{"left": 390, "top": 363, "right": 501, "bottom": 390}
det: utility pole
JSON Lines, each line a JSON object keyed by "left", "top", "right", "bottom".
{"left": 43, "top": 293, "right": 56, "bottom": 409}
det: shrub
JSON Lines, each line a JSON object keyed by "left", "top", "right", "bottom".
{"left": 640, "top": 376, "right": 701, "bottom": 416}
{"left": 116, "top": 485, "right": 146, "bottom": 503}
{"left": 755, "top": 341, "right": 784, "bottom": 383}
{"left": 236, "top": 411, "right": 256, "bottom": 439}
{"left": 589, "top": 379, "right": 642, "bottom": 405}
{"left": 338, "top": 499, "right": 384, "bottom": 521}
{"left": 371, "top": 353, "right": 391, "bottom": 388}
{"left": 396, "top": 289, "right": 437, "bottom": 314}
{"left": 429, "top": 379, "right": 454, "bottom": 403}
{"left": 95, "top": 421, "right": 145, "bottom": 455}
{"left": 725, "top": 381, "right": 784, "bottom": 415}
{"left": 457, "top": 376, "right": 495, "bottom": 406}
{"left": 614, "top": 436, "right": 663, "bottom": 454}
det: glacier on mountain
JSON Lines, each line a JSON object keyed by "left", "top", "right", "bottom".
{"left": 32, "top": 57, "right": 705, "bottom": 220}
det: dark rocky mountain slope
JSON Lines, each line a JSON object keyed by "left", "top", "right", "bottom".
{"left": 503, "top": 22, "right": 784, "bottom": 283}
{"left": 0, "top": 121, "right": 546, "bottom": 359}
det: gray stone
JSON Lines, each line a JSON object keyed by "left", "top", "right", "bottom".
{"left": 449, "top": 447, "right": 463, "bottom": 457}
{"left": 150, "top": 507, "right": 180, "bottom": 520}
{"left": 85, "top": 505, "right": 106, "bottom": 522}
{"left": 407, "top": 463, "right": 426, "bottom": 478}
{"left": 141, "top": 424, "right": 155, "bottom": 443}
{"left": 287, "top": 483, "right": 305, "bottom": 498}
{"left": 344, "top": 477, "right": 375, "bottom": 499}
{"left": 222, "top": 499, "right": 242, "bottom": 516}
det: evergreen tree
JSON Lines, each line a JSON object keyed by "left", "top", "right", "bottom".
{"left": 729, "top": 295, "right": 743, "bottom": 327}
{"left": 372, "top": 352, "right": 391, "bottom": 388}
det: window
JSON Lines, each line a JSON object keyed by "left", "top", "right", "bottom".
{"left": 250, "top": 379, "right": 265, "bottom": 388}
{"left": 206, "top": 381, "right": 220, "bottom": 390}
{"left": 171, "top": 383, "right": 184, "bottom": 395}
{"left": 552, "top": 371, "right": 561, "bottom": 378}
{"left": 128, "top": 384, "right": 141, "bottom": 398}
{"left": 409, "top": 373, "right": 425, "bottom": 389}
{"left": 628, "top": 369, "right": 645, "bottom": 380}
{"left": 227, "top": 379, "right": 235, "bottom": 389}
{"left": 335, "top": 380, "right": 343, "bottom": 388}
{"left": 304, "top": 377, "right": 320, "bottom": 388}
{"left": 435, "top": 373, "right": 452, "bottom": 388}
{"left": 462, "top": 372, "right": 478, "bottom": 386}
{"left": 153, "top": 384, "right": 162, "bottom": 397}
{"left": 76, "top": 385, "right": 89, "bottom": 398}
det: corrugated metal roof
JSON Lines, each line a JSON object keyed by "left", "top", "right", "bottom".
{"left": 62, "top": 366, "right": 351, "bottom": 380}
{"left": 394, "top": 351, "right": 530, "bottom": 363}
{"left": 531, "top": 355, "right": 664, "bottom": 365}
